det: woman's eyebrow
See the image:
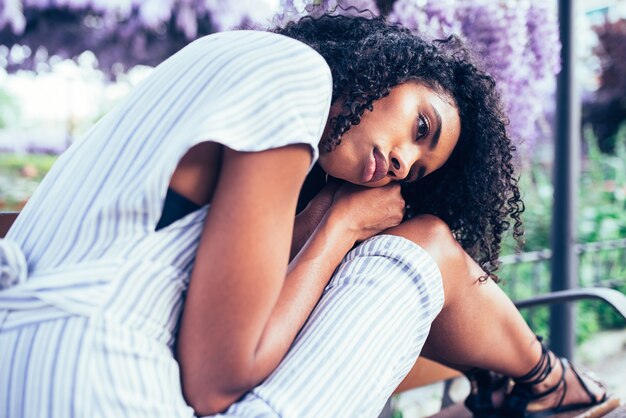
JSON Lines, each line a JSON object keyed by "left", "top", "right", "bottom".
{"left": 430, "top": 104, "right": 442, "bottom": 150}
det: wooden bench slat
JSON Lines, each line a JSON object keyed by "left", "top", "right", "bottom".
{"left": 427, "top": 398, "right": 624, "bottom": 418}
{"left": 0, "top": 212, "right": 18, "bottom": 238}
{"left": 604, "top": 403, "right": 626, "bottom": 418}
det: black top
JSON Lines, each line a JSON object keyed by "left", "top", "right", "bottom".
{"left": 156, "top": 188, "right": 202, "bottom": 231}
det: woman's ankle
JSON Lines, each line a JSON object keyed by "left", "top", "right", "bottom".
{"left": 529, "top": 351, "right": 563, "bottom": 396}
{"left": 509, "top": 338, "right": 569, "bottom": 409}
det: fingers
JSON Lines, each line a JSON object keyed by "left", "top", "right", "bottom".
{"left": 329, "top": 182, "right": 405, "bottom": 241}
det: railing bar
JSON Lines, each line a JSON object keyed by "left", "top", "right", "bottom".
{"left": 499, "top": 238, "right": 626, "bottom": 265}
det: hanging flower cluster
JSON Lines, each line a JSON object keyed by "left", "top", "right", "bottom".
{"left": 0, "top": 0, "right": 276, "bottom": 77}
{"left": 387, "top": 0, "right": 460, "bottom": 38}
{"left": 276, "top": 0, "right": 379, "bottom": 24}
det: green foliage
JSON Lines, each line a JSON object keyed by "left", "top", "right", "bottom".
{"left": 0, "top": 153, "right": 56, "bottom": 173}
{"left": 522, "top": 306, "right": 550, "bottom": 343}
{"left": 0, "top": 87, "right": 20, "bottom": 129}
{"left": 502, "top": 125, "right": 626, "bottom": 254}
{"left": 0, "top": 153, "right": 57, "bottom": 210}
{"left": 579, "top": 125, "right": 626, "bottom": 241}
{"left": 504, "top": 163, "right": 554, "bottom": 253}
{"left": 575, "top": 126, "right": 626, "bottom": 338}
{"left": 575, "top": 302, "right": 601, "bottom": 344}
{"left": 498, "top": 124, "right": 626, "bottom": 344}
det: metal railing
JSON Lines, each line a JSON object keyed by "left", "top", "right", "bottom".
{"left": 498, "top": 238, "right": 626, "bottom": 340}
{"left": 500, "top": 238, "right": 626, "bottom": 297}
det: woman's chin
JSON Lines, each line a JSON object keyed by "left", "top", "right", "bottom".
{"left": 322, "top": 168, "right": 391, "bottom": 188}
{"left": 361, "top": 178, "right": 392, "bottom": 188}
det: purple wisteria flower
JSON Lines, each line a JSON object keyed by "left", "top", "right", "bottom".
{"left": 0, "top": 0, "right": 276, "bottom": 78}
{"left": 277, "top": 0, "right": 379, "bottom": 24}
{"left": 388, "top": 0, "right": 460, "bottom": 39}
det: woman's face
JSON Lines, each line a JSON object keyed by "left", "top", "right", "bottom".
{"left": 318, "top": 82, "right": 461, "bottom": 187}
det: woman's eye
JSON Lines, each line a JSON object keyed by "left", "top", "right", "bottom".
{"left": 416, "top": 114, "right": 430, "bottom": 141}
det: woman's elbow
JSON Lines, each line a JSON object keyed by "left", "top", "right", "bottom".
{"left": 185, "top": 389, "right": 242, "bottom": 417}
{"left": 180, "top": 363, "right": 255, "bottom": 415}
{"left": 177, "top": 340, "right": 270, "bottom": 414}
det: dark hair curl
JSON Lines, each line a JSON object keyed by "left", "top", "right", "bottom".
{"left": 273, "top": 14, "right": 525, "bottom": 282}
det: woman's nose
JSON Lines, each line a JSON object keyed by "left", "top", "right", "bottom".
{"left": 388, "top": 149, "right": 415, "bottom": 180}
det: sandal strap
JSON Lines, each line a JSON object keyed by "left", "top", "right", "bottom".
{"left": 502, "top": 336, "right": 567, "bottom": 418}
{"left": 522, "top": 359, "right": 611, "bottom": 416}
{"left": 526, "top": 357, "right": 566, "bottom": 402}
{"left": 562, "top": 358, "right": 608, "bottom": 406}
{"left": 514, "top": 336, "right": 552, "bottom": 386}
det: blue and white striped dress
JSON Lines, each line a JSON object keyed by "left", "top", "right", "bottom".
{"left": 0, "top": 30, "right": 445, "bottom": 418}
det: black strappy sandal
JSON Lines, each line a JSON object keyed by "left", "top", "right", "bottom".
{"left": 501, "top": 336, "right": 620, "bottom": 418}
{"left": 464, "top": 368, "right": 511, "bottom": 418}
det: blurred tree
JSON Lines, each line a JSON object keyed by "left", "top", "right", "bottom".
{"left": 583, "top": 18, "right": 626, "bottom": 154}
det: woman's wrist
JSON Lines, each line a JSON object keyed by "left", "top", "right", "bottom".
{"left": 324, "top": 203, "right": 359, "bottom": 247}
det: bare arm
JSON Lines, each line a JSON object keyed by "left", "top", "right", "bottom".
{"left": 290, "top": 182, "right": 339, "bottom": 260}
{"left": 177, "top": 145, "right": 354, "bottom": 415}
{"left": 176, "top": 146, "right": 404, "bottom": 415}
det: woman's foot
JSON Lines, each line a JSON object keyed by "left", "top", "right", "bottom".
{"left": 502, "top": 340, "right": 620, "bottom": 417}
{"left": 525, "top": 351, "right": 606, "bottom": 413}
{"left": 464, "top": 356, "right": 617, "bottom": 418}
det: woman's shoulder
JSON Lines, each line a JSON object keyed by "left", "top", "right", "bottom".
{"left": 178, "top": 29, "right": 332, "bottom": 95}
{"left": 194, "top": 29, "right": 331, "bottom": 74}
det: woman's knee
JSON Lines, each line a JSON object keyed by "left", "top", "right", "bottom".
{"left": 382, "top": 215, "right": 484, "bottom": 297}
{"left": 330, "top": 233, "right": 445, "bottom": 313}
{"left": 384, "top": 215, "right": 461, "bottom": 266}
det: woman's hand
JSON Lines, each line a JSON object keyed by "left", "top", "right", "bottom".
{"left": 329, "top": 182, "right": 405, "bottom": 243}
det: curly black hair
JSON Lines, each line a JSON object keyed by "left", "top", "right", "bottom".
{"left": 273, "top": 14, "right": 525, "bottom": 282}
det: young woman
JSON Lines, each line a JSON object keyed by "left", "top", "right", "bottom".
{"left": 0, "top": 13, "right": 616, "bottom": 418}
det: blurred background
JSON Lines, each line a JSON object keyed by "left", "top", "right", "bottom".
{"left": 1, "top": 1, "right": 625, "bottom": 416}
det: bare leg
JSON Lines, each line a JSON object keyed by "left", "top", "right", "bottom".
{"left": 384, "top": 215, "right": 606, "bottom": 411}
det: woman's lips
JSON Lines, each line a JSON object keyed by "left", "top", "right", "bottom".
{"left": 361, "top": 148, "right": 389, "bottom": 183}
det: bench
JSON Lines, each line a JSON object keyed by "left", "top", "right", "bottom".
{"left": 428, "top": 403, "right": 626, "bottom": 418}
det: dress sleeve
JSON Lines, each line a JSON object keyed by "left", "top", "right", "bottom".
{"left": 160, "top": 30, "right": 334, "bottom": 171}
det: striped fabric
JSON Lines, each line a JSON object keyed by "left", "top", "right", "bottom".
{"left": 0, "top": 29, "right": 444, "bottom": 418}
{"left": 215, "top": 235, "right": 444, "bottom": 418}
